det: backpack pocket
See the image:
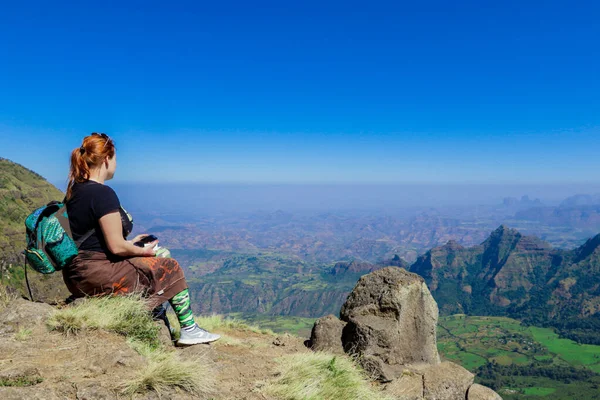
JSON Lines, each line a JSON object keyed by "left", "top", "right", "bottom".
{"left": 25, "top": 248, "right": 56, "bottom": 274}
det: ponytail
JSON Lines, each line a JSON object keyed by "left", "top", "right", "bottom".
{"left": 65, "top": 133, "right": 115, "bottom": 201}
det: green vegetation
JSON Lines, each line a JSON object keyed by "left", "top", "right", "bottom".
{"left": 228, "top": 312, "right": 315, "bottom": 337}
{"left": 438, "top": 315, "right": 600, "bottom": 399}
{"left": 14, "top": 328, "right": 33, "bottom": 341}
{"left": 263, "top": 353, "right": 392, "bottom": 400}
{"left": 529, "top": 327, "right": 600, "bottom": 373}
{"left": 412, "top": 226, "right": 600, "bottom": 346}
{"left": 0, "top": 376, "right": 44, "bottom": 387}
{"left": 195, "top": 314, "right": 275, "bottom": 336}
{"left": 522, "top": 387, "right": 557, "bottom": 396}
{"left": 0, "top": 158, "right": 63, "bottom": 262}
{"left": 187, "top": 253, "right": 355, "bottom": 318}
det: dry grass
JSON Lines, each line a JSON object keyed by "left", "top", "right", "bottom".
{"left": 46, "top": 294, "right": 160, "bottom": 347}
{"left": 263, "top": 352, "right": 392, "bottom": 400}
{"left": 0, "top": 284, "right": 17, "bottom": 310}
{"left": 47, "top": 295, "right": 216, "bottom": 397}
{"left": 121, "top": 346, "right": 215, "bottom": 396}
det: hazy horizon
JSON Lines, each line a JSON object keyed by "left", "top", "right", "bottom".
{"left": 46, "top": 180, "right": 600, "bottom": 214}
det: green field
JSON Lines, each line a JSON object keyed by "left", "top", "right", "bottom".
{"left": 438, "top": 315, "right": 600, "bottom": 399}
{"left": 528, "top": 326, "right": 600, "bottom": 374}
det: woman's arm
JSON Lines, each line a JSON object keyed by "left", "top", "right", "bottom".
{"left": 99, "top": 211, "right": 156, "bottom": 257}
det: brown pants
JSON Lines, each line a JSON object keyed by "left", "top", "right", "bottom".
{"left": 62, "top": 251, "right": 188, "bottom": 310}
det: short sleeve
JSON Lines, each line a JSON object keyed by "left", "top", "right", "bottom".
{"left": 91, "top": 185, "right": 121, "bottom": 220}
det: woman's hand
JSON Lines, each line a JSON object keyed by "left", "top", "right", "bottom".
{"left": 130, "top": 234, "right": 159, "bottom": 257}
{"left": 141, "top": 241, "right": 159, "bottom": 256}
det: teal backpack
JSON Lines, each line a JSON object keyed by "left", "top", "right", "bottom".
{"left": 24, "top": 200, "right": 93, "bottom": 274}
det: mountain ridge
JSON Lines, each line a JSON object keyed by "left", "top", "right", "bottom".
{"left": 410, "top": 224, "right": 600, "bottom": 344}
{"left": 0, "top": 157, "right": 63, "bottom": 261}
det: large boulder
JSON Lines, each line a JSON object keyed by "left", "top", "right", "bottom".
{"left": 306, "top": 314, "right": 346, "bottom": 354}
{"left": 340, "top": 267, "right": 440, "bottom": 381}
{"left": 0, "top": 298, "right": 53, "bottom": 333}
{"left": 467, "top": 383, "right": 503, "bottom": 400}
{"left": 384, "top": 371, "right": 424, "bottom": 399}
{"left": 422, "top": 362, "right": 474, "bottom": 400}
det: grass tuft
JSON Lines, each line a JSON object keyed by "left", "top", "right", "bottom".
{"left": 122, "top": 347, "right": 215, "bottom": 396}
{"left": 0, "top": 284, "right": 17, "bottom": 310}
{"left": 0, "top": 376, "right": 44, "bottom": 387}
{"left": 263, "top": 352, "right": 392, "bottom": 400}
{"left": 46, "top": 294, "right": 160, "bottom": 347}
{"left": 14, "top": 328, "right": 33, "bottom": 341}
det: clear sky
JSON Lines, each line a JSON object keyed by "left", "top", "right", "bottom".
{"left": 0, "top": 0, "right": 598, "bottom": 185}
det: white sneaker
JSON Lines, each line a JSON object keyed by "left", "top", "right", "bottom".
{"left": 177, "top": 325, "right": 220, "bottom": 346}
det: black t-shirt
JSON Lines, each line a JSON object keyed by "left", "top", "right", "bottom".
{"left": 66, "top": 181, "right": 133, "bottom": 253}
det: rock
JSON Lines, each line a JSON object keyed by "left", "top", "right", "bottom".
{"left": 384, "top": 371, "right": 424, "bottom": 399}
{"left": 340, "top": 267, "right": 440, "bottom": 381}
{"left": 422, "top": 362, "right": 474, "bottom": 400}
{"left": 306, "top": 314, "right": 346, "bottom": 354}
{"left": 0, "top": 298, "right": 53, "bottom": 331}
{"left": 0, "top": 387, "right": 62, "bottom": 400}
{"left": 16, "top": 269, "right": 71, "bottom": 304}
{"left": 467, "top": 383, "right": 503, "bottom": 400}
{"left": 0, "top": 382, "right": 76, "bottom": 400}
{"left": 76, "top": 382, "right": 117, "bottom": 400}
{"left": 273, "top": 336, "right": 286, "bottom": 346}
{"left": 84, "top": 347, "right": 145, "bottom": 374}
{"left": 155, "top": 320, "right": 175, "bottom": 348}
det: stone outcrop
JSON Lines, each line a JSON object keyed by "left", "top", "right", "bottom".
{"left": 306, "top": 314, "right": 346, "bottom": 354}
{"left": 422, "top": 362, "right": 474, "bottom": 400}
{"left": 467, "top": 384, "right": 503, "bottom": 400}
{"left": 308, "top": 266, "right": 502, "bottom": 399}
{"left": 0, "top": 298, "right": 53, "bottom": 334}
{"left": 340, "top": 267, "right": 440, "bottom": 381}
{"left": 384, "top": 371, "right": 424, "bottom": 400}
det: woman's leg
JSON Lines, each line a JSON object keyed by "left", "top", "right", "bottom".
{"left": 169, "top": 288, "right": 220, "bottom": 344}
{"left": 126, "top": 256, "right": 220, "bottom": 345}
{"left": 169, "top": 288, "right": 196, "bottom": 330}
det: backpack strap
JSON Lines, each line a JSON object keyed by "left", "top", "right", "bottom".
{"left": 54, "top": 203, "right": 95, "bottom": 249}
{"left": 75, "top": 229, "right": 95, "bottom": 249}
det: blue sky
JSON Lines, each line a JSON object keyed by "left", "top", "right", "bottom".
{"left": 0, "top": 1, "right": 598, "bottom": 185}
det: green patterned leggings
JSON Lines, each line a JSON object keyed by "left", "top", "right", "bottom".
{"left": 169, "top": 289, "right": 196, "bottom": 330}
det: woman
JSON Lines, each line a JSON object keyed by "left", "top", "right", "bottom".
{"left": 63, "top": 132, "right": 219, "bottom": 346}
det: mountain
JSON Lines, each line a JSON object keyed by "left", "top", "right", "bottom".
{"left": 187, "top": 254, "right": 362, "bottom": 318}
{"left": 0, "top": 158, "right": 66, "bottom": 302}
{"left": 515, "top": 193, "right": 600, "bottom": 231}
{"left": 559, "top": 194, "right": 600, "bottom": 208}
{"left": 411, "top": 225, "right": 600, "bottom": 344}
{"left": 0, "top": 157, "right": 63, "bottom": 261}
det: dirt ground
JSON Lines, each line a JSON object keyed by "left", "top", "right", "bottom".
{"left": 0, "top": 299, "right": 310, "bottom": 400}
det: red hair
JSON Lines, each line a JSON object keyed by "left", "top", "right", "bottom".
{"left": 66, "top": 133, "right": 116, "bottom": 200}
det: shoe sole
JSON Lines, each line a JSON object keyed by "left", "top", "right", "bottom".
{"left": 177, "top": 335, "right": 221, "bottom": 346}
